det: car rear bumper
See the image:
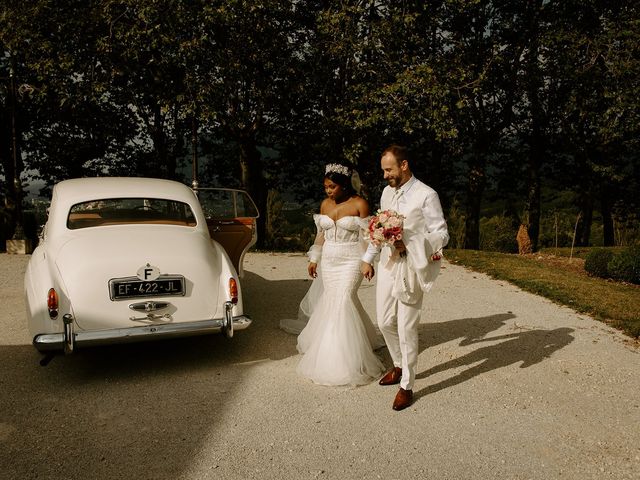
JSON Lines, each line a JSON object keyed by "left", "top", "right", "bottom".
{"left": 33, "top": 314, "right": 252, "bottom": 352}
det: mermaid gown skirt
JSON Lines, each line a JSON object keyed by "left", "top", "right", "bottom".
{"left": 296, "top": 215, "right": 385, "bottom": 386}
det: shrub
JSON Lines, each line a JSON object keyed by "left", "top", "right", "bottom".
{"left": 445, "top": 198, "right": 466, "bottom": 249}
{"left": 539, "top": 230, "right": 573, "bottom": 249}
{"left": 298, "top": 227, "right": 315, "bottom": 251}
{"left": 607, "top": 246, "right": 640, "bottom": 284}
{"left": 584, "top": 248, "right": 615, "bottom": 278}
{"left": 480, "top": 215, "right": 518, "bottom": 253}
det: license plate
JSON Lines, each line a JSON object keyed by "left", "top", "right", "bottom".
{"left": 109, "top": 275, "right": 185, "bottom": 300}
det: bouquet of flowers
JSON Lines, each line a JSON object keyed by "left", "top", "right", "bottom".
{"left": 368, "top": 209, "right": 405, "bottom": 248}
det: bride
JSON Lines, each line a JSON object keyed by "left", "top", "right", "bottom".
{"left": 292, "top": 163, "right": 385, "bottom": 386}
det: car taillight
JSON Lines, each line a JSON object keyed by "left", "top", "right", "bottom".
{"left": 229, "top": 278, "right": 238, "bottom": 304}
{"left": 47, "top": 288, "right": 59, "bottom": 319}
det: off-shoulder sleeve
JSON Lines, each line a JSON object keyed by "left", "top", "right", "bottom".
{"left": 307, "top": 214, "right": 325, "bottom": 263}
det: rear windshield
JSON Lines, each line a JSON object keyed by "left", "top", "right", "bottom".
{"left": 67, "top": 198, "right": 197, "bottom": 229}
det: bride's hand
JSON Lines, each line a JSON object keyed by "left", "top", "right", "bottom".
{"left": 308, "top": 262, "right": 318, "bottom": 278}
{"left": 361, "top": 262, "right": 374, "bottom": 281}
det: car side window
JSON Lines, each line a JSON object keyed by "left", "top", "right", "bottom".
{"left": 199, "top": 190, "right": 235, "bottom": 218}
{"left": 198, "top": 190, "right": 259, "bottom": 219}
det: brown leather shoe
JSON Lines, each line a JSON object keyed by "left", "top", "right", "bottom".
{"left": 392, "top": 388, "right": 413, "bottom": 411}
{"left": 379, "top": 367, "right": 402, "bottom": 386}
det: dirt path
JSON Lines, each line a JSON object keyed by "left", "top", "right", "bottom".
{"left": 0, "top": 252, "right": 638, "bottom": 480}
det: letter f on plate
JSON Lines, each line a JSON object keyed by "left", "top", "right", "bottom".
{"left": 136, "top": 264, "right": 160, "bottom": 281}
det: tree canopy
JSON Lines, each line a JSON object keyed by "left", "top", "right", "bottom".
{"left": 1, "top": 0, "right": 638, "bottom": 249}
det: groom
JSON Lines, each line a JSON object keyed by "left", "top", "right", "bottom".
{"left": 361, "top": 145, "right": 449, "bottom": 411}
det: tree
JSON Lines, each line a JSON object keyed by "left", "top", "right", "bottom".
{"left": 0, "top": 50, "right": 25, "bottom": 238}
{"left": 443, "top": 0, "right": 528, "bottom": 249}
{"left": 191, "top": 0, "right": 315, "bottom": 247}
{"left": 515, "top": 0, "right": 553, "bottom": 252}
{"left": 1, "top": 0, "right": 141, "bottom": 193}
{"left": 308, "top": 2, "right": 459, "bottom": 204}
{"left": 545, "top": 0, "right": 640, "bottom": 246}
{"left": 1, "top": 0, "right": 638, "bottom": 252}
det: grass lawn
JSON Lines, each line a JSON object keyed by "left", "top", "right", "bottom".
{"left": 538, "top": 246, "right": 627, "bottom": 259}
{"left": 445, "top": 249, "right": 640, "bottom": 340}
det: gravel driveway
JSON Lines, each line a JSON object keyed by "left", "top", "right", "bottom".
{"left": 1, "top": 252, "right": 638, "bottom": 480}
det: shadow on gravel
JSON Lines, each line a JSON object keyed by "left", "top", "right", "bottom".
{"left": 418, "top": 312, "right": 517, "bottom": 351}
{"left": 0, "top": 270, "right": 306, "bottom": 480}
{"left": 414, "top": 315, "right": 575, "bottom": 402}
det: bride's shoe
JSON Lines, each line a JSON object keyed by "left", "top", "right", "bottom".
{"left": 378, "top": 367, "right": 402, "bottom": 385}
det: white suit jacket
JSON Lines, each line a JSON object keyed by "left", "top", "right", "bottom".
{"left": 364, "top": 176, "right": 449, "bottom": 303}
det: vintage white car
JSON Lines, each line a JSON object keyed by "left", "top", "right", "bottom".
{"left": 24, "top": 177, "right": 259, "bottom": 357}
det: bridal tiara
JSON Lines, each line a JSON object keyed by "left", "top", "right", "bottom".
{"left": 325, "top": 163, "right": 351, "bottom": 176}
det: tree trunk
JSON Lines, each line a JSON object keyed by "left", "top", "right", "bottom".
{"left": 576, "top": 193, "right": 593, "bottom": 246}
{"left": 526, "top": 132, "right": 542, "bottom": 251}
{"left": 1, "top": 59, "right": 24, "bottom": 240}
{"left": 239, "top": 137, "right": 267, "bottom": 249}
{"left": 1, "top": 145, "right": 18, "bottom": 240}
{"left": 417, "top": 139, "right": 445, "bottom": 197}
{"left": 151, "top": 103, "right": 168, "bottom": 178}
{"left": 525, "top": 25, "right": 544, "bottom": 253}
{"left": 526, "top": 160, "right": 541, "bottom": 251}
{"left": 464, "top": 157, "right": 485, "bottom": 250}
{"left": 1, "top": 108, "right": 15, "bottom": 217}
{"left": 601, "top": 187, "right": 614, "bottom": 246}
{"left": 165, "top": 105, "right": 180, "bottom": 179}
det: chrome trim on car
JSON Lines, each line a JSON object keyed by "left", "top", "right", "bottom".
{"left": 128, "top": 301, "right": 170, "bottom": 312}
{"left": 63, "top": 314, "right": 74, "bottom": 354}
{"left": 33, "top": 315, "right": 252, "bottom": 352}
{"left": 222, "top": 301, "right": 234, "bottom": 338}
{"left": 129, "top": 313, "right": 172, "bottom": 322}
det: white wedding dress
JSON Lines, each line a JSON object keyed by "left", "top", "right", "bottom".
{"left": 295, "top": 214, "right": 385, "bottom": 386}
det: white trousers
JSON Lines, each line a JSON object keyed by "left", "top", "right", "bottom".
{"left": 376, "top": 263, "right": 423, "bottom": 390}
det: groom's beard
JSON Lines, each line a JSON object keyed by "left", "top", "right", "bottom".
{"left": 387, "top": 177, "right": 400, "bottom": 188}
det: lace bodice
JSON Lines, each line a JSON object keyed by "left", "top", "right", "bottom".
{"left": 314, "top": 214, "right": 368, "bottom": 243}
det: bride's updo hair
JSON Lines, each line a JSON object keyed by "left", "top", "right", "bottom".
{"left": 325, "top": 163, "right": 356, "bottom": 196}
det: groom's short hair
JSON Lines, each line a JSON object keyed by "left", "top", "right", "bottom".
{"left": 382, "top": 145, "right": 409, "bottom": 165}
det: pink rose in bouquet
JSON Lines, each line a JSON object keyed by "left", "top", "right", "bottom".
{"left": 368, "top": 209, "right": 405, "bottom": 248}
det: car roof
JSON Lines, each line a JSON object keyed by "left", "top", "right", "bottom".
{"left": 52, "top": 177, "right": 197, "bottom": 204}
{"left": 45, "top": 177, "right": 208, "bottom": 237}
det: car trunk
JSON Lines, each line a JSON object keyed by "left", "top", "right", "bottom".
{"left": 55, "top": 226, "right": 222, "bottom": 331}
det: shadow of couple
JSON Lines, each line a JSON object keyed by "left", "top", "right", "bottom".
{"left": 409, "top": 313, "right": 575, "bottom": 401}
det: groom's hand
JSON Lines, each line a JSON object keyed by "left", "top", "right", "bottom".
{"left": 393, "top": 240, "right": 406, "bottom": 254}
{"left": 393, "top": 240, "right": 407, "bottom": 258}
{"left": 361, "top": 262, "right": 374, "bottom": 281}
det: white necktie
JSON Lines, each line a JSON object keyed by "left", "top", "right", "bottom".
{"left": 390, "top": 188, "right": 403, "bottom": 210}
